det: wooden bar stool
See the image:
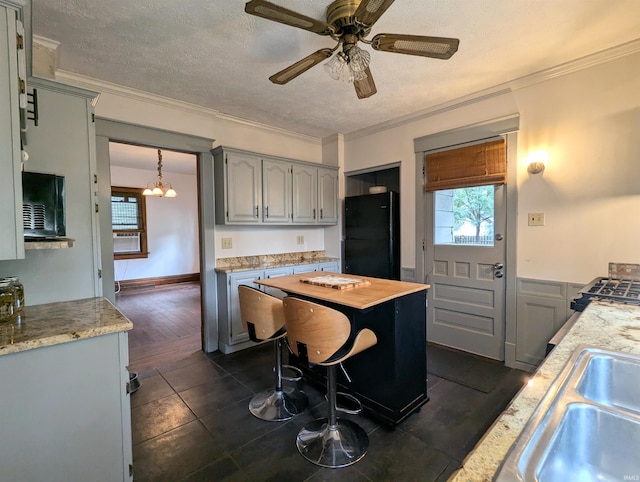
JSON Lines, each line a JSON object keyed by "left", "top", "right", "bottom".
{"left": 283, "top": 296, "right": 378, "bottom": 468}
{"left": 238, "top": 285, "right": 308, "bottom": 421}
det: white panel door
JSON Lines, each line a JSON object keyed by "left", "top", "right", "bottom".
{"left": 427, "top": 184, "right": 506, "bottom": 360}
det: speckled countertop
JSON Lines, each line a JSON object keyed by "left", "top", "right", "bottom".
{"left": 215, "top": 250, "right": 339, "bottom": 273}
{"left": 449, "top": 300, "right": 640, "bottom": 481}
{"left": 0, "top": 297, "right": 133, "bottom": 356}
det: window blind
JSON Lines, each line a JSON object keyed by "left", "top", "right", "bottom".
{"left": 424, "top": 138, "right": 506, "bottom": 192}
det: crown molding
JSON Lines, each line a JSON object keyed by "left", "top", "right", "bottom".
{"left": 344, "top": 38, "right": 640, "bottom": 141}
{"left": 508, "top": 37, "right": 640, "bottom": 90}
{"left": 54, "top": 70, "right": 322, "bottom": 144}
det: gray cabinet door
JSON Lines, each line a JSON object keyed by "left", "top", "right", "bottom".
{"left": 228, "top": 270, "right": 263, "bottom": 344}
{"left": 262, "top": 158, "right": 291, "bottom": 223}
{"left": 292, "top": 164, "right": 317, "bottom": 223}
{"left": 226, "top": 151, "right": 262, "bottom": 223}
{"left": 319, "top": 261, "right": 339, "bottom": 272}
{"left": 0, "top": 5, "right": 24, "bottom": 261}
{"left": 263, "top": 266, "right": 293, "bottom": 298}
{"left": 317, "top": 167, "right": 338, "bottom": 224}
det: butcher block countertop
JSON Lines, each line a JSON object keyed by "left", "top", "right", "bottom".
{"left": 449, "top": 300, "right": 640, "bottom": 481}
{"left": 256, "top": 273, "right": 430, "bottom": 309}
{"left": 0, "top": 297, "right": 133, "bottom": 356}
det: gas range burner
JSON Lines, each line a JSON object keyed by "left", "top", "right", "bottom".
{"left": 571, "top": 277, "right": 640, "bottom": 311}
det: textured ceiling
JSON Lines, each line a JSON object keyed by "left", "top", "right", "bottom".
{"left": 32, "top": 0, "right": 640, "bottom": 140}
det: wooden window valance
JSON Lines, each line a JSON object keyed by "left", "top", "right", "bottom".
{"left": 424, "top": 138, "right": 506, "bottom": 192}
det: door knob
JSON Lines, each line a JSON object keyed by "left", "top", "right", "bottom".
{"left": 493, "top": 263, "right": 504, "bottom": 270}
{"left": 495, "top": 271, "right": 504, "bottom": 279}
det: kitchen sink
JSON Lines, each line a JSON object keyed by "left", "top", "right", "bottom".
{"left": 577, "top": 353, "right": 640, "bottom": 415}
{"left": 495, "top": 346, "right": 640, "bottom": 482}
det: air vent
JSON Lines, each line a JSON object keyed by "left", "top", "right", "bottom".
{"left": 23, "top": 203, "right": 46, "bottom": 230}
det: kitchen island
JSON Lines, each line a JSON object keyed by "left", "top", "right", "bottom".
{"left": 0, "top": 297, "right": 133, "bottom": 481}
{"left": 256, "top": 273, "right": 430, "bottom": 426}
{"left": 450, "top": 300, "right": 640, "bottom": 481}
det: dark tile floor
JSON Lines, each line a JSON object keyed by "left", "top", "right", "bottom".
{"left": 130, "top": 342, "right": 529, "bottom": 481}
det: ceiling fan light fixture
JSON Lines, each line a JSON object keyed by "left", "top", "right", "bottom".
{"left": 346, "top": 45, "right": 370, "bottom": 72}
{"left": 324, "top": 51, "right": 348, "bottom": 80}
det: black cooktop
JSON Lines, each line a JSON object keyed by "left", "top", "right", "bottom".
{"left": 571, "top": 277, "right": 640, "bottom": 311}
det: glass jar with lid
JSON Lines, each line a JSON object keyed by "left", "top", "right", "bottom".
{"left": 2, "top": 276, "right": 24, "bottom": 312}
{"left": 0, "top": 280, "right": 15, "bottom": 322}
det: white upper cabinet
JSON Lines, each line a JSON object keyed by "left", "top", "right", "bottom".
{"left": 292, "top": 164, "right": 317, "bottom": 224}
{"left": 292, "top": 164, "right": 338, "bottom": 225}
{"left": 218, "top": 149, "right": 262, "bottom": 224}
{"left": 317, "top": 167, "right": 338, "bottom": 224}
{"left": 213, "top": 146, "right": 338, "bottom": 226}
{"left": 262, "top": 158, "right": 291, "bottom": 224}
{"left": 0, "top": 1, "right": 27, "bottom": 261}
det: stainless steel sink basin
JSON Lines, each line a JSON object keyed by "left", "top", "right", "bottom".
{"left": 577, "top": 353, "right": 640, "bottom": 415}
{"left": 495, "top": 346, "right": 640, "bottom": 482}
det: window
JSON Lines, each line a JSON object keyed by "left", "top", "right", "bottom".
{"left": 111, "top": 187, "right": 148, "bottom": 259}
{"left": 434, "top": 185, "right": 495, "bottom": 246}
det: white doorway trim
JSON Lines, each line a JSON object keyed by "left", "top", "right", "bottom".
{"left": 414, "top": 115, "right": 521, "bottom": 367}
{"left": 95, "top": 119, "right": 218, "bottom": 352}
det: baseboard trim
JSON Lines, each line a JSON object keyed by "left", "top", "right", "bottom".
{"left": 116, "top": 273, "right": 200, "bottom": 291}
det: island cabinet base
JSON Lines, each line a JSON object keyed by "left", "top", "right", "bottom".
{"left": 290, "top": 290, "right": 428, "bottom": 426}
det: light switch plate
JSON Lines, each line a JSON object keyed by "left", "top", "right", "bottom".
{"left": 296, "top": 235, "right": 304, "bottom": 245}
{"left": 528, "top": 213, "right": 545, "bottom": 226}
{"left": 221, "top": 237, "right": 232, "bottom": 249}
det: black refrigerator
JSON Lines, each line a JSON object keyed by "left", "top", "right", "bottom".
{"left": 344, "top": 191, "right": 400, "bottom": 280}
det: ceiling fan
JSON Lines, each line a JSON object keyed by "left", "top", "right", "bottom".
{"left": 245, "top": 0, "right": 459, "bottom": 99}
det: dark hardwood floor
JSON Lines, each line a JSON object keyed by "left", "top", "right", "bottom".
{"left": 117, "top": 282, "right": 529, "bottom": 481}
{"left": 115, "top": 282, "right": 202, "bottom": 374}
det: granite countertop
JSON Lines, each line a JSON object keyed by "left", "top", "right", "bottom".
{"left": 215, "top": 250, "right": 339, "bottom": 273}
{"left": 450, "top": 300, "right": 640, "bottom": 481}
{"left": 0, "top": 297, "right": 133, "bottom": 356}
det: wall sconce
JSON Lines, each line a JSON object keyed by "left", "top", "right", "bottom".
{"left": 527, "top": 150, "right": 547, "bottom": 174}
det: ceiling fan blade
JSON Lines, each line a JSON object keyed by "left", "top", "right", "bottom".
{"left": 371, "top": 33, "right": 459, "bottom": 59}
{"left": 354, "top": 68, "right": 377, "bottom": 99}
{"left": 353, "top": 0, "right": 396, "bottom": 27}
{"left": 245, "top": 0, "right": 332, "bottom": 35}
{"left": 269, "top": 48, "right": 334, "bottom": 85}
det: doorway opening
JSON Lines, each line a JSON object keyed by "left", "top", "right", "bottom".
{"left": 345, "top": 164, "right": 400, "bottom": 197}
{"left": 109, "top": 141, "right": 201, "bottom": 371}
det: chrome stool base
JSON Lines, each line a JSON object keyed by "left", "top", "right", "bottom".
{"left": 249, "top": 386, "right": 308, "bottom": 422}
{"left": 296, "top": 418, "right": 369, "bottom": 468}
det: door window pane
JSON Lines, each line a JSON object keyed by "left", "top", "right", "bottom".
{"left": 434, "top": 186, "right": 494, "bottom": 246}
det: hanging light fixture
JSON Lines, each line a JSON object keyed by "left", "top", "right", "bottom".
{"left": 323, "top": 33, "right": 371, "bottom": 84}
{"left": 142, "top": 149, "right": 177, "bottom": 197}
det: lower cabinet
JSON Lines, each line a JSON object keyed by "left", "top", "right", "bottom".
{"left": 217, "top": 261, "right": 340, "bottom": 353}
{"left": 0, "top": 332, "right": 132, "bottom": 481}
{"left": 515, "top": 278, "right": 584, "bottom": 367}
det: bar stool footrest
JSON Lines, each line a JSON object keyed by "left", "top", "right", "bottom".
{"left": 333, "top": 391, "right": 363, "bottom": 415}
{"left": 281, "top": 363, "right": 304, "bottom": 382}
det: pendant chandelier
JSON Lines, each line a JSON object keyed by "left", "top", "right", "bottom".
{"left": 142, "top": 149, "right": 177, "bottom": 198}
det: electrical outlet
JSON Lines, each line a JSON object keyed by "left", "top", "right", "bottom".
{"left": 221, "top": 237, "right": 233, "bottom": 249}
{"left": 528, "top": 212, "right": 545, "bottom": 226}
{"left": 296, "top": 235, "right": 304, "bottom": 245}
